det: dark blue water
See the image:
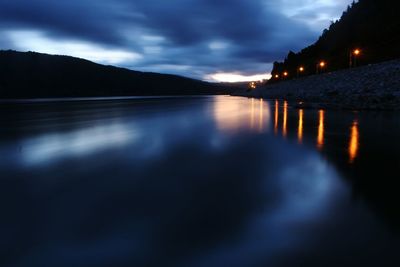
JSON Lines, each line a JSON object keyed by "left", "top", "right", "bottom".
{"left": 1, "top": 96, "right": 399, "bottom": 267}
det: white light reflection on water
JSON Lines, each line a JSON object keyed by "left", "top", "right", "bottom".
{"left": 21, "top": 122, "right": 140, "bottom": 166}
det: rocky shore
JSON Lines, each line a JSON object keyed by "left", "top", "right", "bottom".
{"left": 235, "top": 59, "right": 400, "bottom": 110}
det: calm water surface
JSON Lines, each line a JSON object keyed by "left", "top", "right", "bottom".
{"left": 1, "top": 96, "right": 399, "bottom": 267}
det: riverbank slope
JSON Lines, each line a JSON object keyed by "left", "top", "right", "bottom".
{"left": 236, "top": 59, "right": 400, "bottom": 110}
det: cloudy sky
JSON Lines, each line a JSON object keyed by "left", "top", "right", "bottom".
{"left": 0, "top": 0, "right": 352, "bottom": 82}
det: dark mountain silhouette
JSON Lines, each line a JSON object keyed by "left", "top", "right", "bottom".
{"left": 270, "top": 0, "right": 400, "bottom": 81}
{"left": 0, "top": 50, "right": 232, "bottom": 98}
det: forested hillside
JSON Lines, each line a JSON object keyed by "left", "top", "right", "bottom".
{"left": 270, "top": 0, "right": 400, "bottom": 81}
{"left": 0, "top": 50, "right": 230, "bottom": 98}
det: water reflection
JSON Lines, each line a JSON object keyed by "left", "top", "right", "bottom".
{"left": 274, "top": 100, "right": 279, "bottom": 135}
{"left": 317, "top": 110, "right": 325, "bottom": 150}
{"left": 267, "top": 101, "right": 365, "bottom": 168}
{"left": 213, "top": 96, "right": 246, "bottom": 131}
{"left": 0, "top": 96, "right": 399, "bottom": 267}
{"left": 298, "top": 109, "right": 304, "bottom": 144}
{"left": 250, "top": 98, "right": 255, "bottom": 129}
{"left": 21, "top": 122, "right": 139, "bottom": 166}
{"left": 259, "top": 99, "right": 264, "bottom": 132}
{"left": 282, "top": 101, "right": 288, "bottom": 137}
{"left": 251, "top": 100, "right": 364, "bottom": 167}
{"left": 213, "top": 97, "right": 270, "bottom": 133}
{"left": 349, "top": 120, "right": 359, "bottom": 163}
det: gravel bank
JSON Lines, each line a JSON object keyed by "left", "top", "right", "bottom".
{"left": 235, "top": 59, "right": 400, "bottom": 110}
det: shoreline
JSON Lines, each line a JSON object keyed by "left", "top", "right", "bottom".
{"left": 234, "top": 59, "right": 400, "bottom": 110}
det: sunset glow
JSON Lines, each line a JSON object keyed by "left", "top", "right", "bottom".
{"left": 206, "top": 73, "right": 271, "bottom": 83}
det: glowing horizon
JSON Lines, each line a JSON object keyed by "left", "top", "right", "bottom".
{"left": 205, "top": 73, "right": 271, "bottom": 83}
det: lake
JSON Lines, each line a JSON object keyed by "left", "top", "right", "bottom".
{"left": 1, "top": 95, "right": 399, "bottom": 267}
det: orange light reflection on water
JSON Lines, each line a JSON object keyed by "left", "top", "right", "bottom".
{"left": 274, "top": 100, "right": 279, "bottom": 135}
{"left": 317, "top": 110, "right": 325, "bottom": 150}
{"left": 259, "top": 99, "right": 264, "bottom": 132}
{"left": 250, "top": 98, "right": 255, "bottom": 129}
{"left": 349, "top": 120, "right": 359, "bottom": 163}
{"left": 298, "top": 109, "right": 304, "bottom": 144}
{"left": 213, "top": 97, "right": 270, "bottom": 133}
{"left": 282, "top": 101, "right": 288, "bottom": 137}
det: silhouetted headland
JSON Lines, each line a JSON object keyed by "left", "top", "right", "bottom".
{"left": 0, "top": 50, "right": 233, "bottom": 99}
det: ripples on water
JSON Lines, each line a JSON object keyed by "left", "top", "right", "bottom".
{"left": 0, "top": 96, "right": 399, "bottom": 267}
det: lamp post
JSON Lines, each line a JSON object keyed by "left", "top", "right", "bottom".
{"left": 349, "top": 49, "right": 361, "bottom": 68}
{"left": 316, "top": 61, "right": 326, "bottom": 74}
{"left": 297, "top": 66, "right": 304, "bottom": 78}
{"left": 283, "top": 71, "right": 288, "bottom": 78}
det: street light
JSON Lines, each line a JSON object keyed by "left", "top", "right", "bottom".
{"left": 297, "top": 66, "right": 304, "bottom": 77}
{"left": 275, "top": 74, "right": 279, "bottom": 79}
{"left": 316, "top": 61, "right": 326, "bottom": 74}
{"left": 283, "top": 71, "right": 288, "bottom": 78}
{"left": 350, "top": 48, "right": 361, "bottom": 68}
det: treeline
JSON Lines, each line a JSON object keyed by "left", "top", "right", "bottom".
{"left": 0, "top": 50, "right": 232, "bottom": 98}
{"left": 270, "top": 0, "right": 400, "bottom": 81}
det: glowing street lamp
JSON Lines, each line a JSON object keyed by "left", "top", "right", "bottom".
{"left": 316, "top": 61, "right": 326, "bottom": 74}
{"left": 283, "top": 71, "right": 288, "bottom": 78}
{"left": 275, "top": 74, "right": 279, "bottom": 79}
{"left": 350, "top": 48, "right": 361, "bottom": 68}
{"left": 297, "top": 66, "right": 304, "bottom": 77}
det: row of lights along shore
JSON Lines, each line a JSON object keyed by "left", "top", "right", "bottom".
{"left": 274, "top": 48, "right": 362, "bottom": 80}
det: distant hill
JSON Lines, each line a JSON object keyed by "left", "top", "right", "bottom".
{"left": 0, "top": 50, "right": 231, "bottom": 98}
{"left": 270, "top": 0, "right": 400, "bottom": 81}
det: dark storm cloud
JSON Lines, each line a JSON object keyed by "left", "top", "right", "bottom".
{"left": 0, "top": 0, "right": 352, "bottom": 79}
{"left": 0, "top": 1, "right": 126, "bottom": 45}
{"left": 129, "top": 0, "right": 270, "bottom": 45}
